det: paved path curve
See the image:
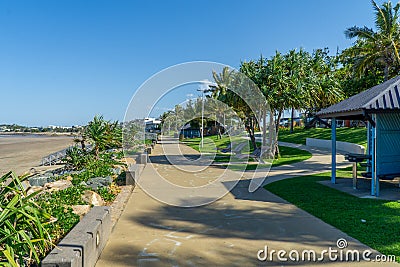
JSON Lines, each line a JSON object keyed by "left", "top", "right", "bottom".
{"left": 97, "top": 138, "right": 396, "bottom": 266}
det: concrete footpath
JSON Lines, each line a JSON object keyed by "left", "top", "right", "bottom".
{"left": 96, "top": 138, "right": 396, "bottom": 266}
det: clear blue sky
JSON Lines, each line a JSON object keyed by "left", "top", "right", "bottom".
{"left": 0, "top": 0, "right": 379, "bottom": 126}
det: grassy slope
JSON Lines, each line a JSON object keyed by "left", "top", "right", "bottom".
{"left": 183, "top": 135, "right": 233, "bottom": 153}
{"left": 183, "top": 135, "right": 312, "bottom": 168}
{"left": 184, "top": 126, "right": 367, "bottom": 168}
{"left": 278, "top": 127, "right": 367, "bottom": 147}
{"left": 273, "top": 146, "right": 312, "bottom": 167}
{"left": 265, "top": 169, "right": 400, "bottom": 262}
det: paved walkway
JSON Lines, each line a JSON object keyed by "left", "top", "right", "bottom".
{"left": 262, "top": 141, "right": 349, "bottom": 185}
{"left": 97, "top": 138, "right": 396, "bottom": 266}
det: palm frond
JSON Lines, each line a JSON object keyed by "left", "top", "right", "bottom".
{"left": 345, "top": 26, "right": 376, "bottom": 40}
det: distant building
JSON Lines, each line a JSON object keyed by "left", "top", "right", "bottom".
{"left": 145, "top": 118, "right": 161, "bottom": 133}
{"left": 179, "top": 124, "right": 201, "bottom": 138}
{"left": 0, "top": 126, "right": 11, "bottom": 132}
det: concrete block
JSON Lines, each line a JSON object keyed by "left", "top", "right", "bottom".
{"left": 126, "top": 165, "right": 139, "bottom": 186}
{"left": 137, "top": 153, "right": 148, "bottom": 165}
{"left": 29, "top": 176, "right": 54, "bottom": 187}
{"left": 42, "top": 207, "right": 111, "bottom": 267}
{"left": 306, "top": 138, "right": 365, "bottom": 154}
{"left": 41, "top": 248, "right": 81, "bottom": 267}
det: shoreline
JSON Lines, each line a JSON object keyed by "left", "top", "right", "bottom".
{"left": 0, "top": 132, "right": 76, "bottom": 137}
{"left": 0, "top": 135, "right": 74, "bottom": 176}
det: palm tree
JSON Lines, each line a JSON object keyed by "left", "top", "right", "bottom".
{"left": 264, "top": 52, "right": 288, "bottom": 134}
{"left": 284, "top": 49, "right": 311, "bottom": 133}
{"left": 212, "top": 66, "right": 234, "bottom": 96}
{"left": 306, "top": 49, "right": 344, "bottom": 112}
{"left": 344, "top": 0, "right": 400, "bottom": 81}
{"left": 173, "top": 104, "right": 185, "bottom": 133}
{"left": 85, "top": 115, "right": 107, "bottom": 158}
{"left": 104, "top": 120, "right": 122, "bottom": 149}
{"left": 83, "top": 115, "right": 122, "bottom": 158}
{"left": 213, "top": 67, "right": 260, "bottom": 150}
{"left": 73, "top": 135, "right": 86, "bottom": 152}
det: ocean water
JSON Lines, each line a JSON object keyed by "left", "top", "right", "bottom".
{"left": 0, "top": 134, "right": 50, "bottom": 138}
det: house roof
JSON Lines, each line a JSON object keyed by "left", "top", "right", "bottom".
{"left": 317, "top": 75, "right": 400, "bottom": 118}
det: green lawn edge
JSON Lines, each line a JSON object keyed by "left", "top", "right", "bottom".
{"left": 279, "top": 127, "right": 367, "bottom": 148}
{"left": 264, "top": 170, "right": 400, "bottom": 262}
{"left": 182, "top": 135, "right": 312, "bottom": 168}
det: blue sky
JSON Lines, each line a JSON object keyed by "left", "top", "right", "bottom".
{"left": 0, "top": 0, "right": 378, "bottom": 126}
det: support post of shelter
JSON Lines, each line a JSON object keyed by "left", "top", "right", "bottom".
{"left": 371, "top": 114, "right": 377, "bottom": 196}
{"left": 367, "top": 122, "right": 372, "bottom": 173}
{"left": 331, "top": 118, "right": 336, "bottom": 184}
{"left": 316, "top": 77, "right": 400, "bottom": 198}
{"left": 352, "top": 163, "right": 357, "bottom": 189}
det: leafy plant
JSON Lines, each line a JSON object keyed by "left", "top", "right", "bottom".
{"left": 68, "top": 152, "right": 121, "bottom": 185}
{"left": 63, "top": 146, "right": 92, "bottom": 170}
{"left": 344, "top": 0, "right": 400, "bottom": 81}
{"left": 83, "top": 115, "right": 122, "bottom": 158}
{"left": 96, "top": 186, "right": 118, "bottom": 203}
{"left": 0, "top": 172, "right": 53, "bottom": 266}
{"left": 36, "top": 186, "right": 87, "bottom": 243}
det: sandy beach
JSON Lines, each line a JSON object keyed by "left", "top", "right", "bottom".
{"left": 0, "top": 135, "right": 74, "bottom": 176}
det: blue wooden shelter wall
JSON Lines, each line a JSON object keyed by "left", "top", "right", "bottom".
{"left": 376, "top": 113, "right": 400, "bottom": 176}
{"left": 368, "top": 122, "right": 373, "bottom": 155}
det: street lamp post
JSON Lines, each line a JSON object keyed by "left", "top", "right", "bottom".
{"left": 197, "top": 82, "right": 215, "bottom": 148}
{"left": 200, "top": 89, "right": 205, "bottom": 147}
{"left": 195, "top": 88, "right": 206, "bottom": 147}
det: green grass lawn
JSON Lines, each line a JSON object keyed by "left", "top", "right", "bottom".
{"left": 265, "top": 169, "right": 400, "bottom": 262}
{"left": 225, "top": 146, "right": 312, "bottom": 170}
{"left": 225, "top": 164, "right": 269, "bottom": 171}
{"left": 183, "top": 135, "right": 312, "bottom": 169}
{"left": 272, "top": 146, "right": 312, "bottom": 167}
{"left": 278, "top": 127, "right": 367, "bottom": 147}
{"left": 183, "top": 135, "right": 236, "bottom": 153}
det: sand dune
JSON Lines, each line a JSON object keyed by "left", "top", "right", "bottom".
{"left": 0, "top": 135, "right": 74, "bottom": 176}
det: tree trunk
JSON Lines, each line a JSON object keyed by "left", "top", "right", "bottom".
{"left": 384, "top": 64, "right": 389, "bottom": 81}
{"left": 262, "top": 106, "right": 267, "bottom": 147}
{"left": 274, "top": 109, "right": 283, "bottom": 158}
{"left": 246, "top": 117, "right": 258, "bottom": 151}
{"left": 95, "top": 144, "right": 99, "bottom": 159}
{"left": 290, "top": 107, "right": 295, "bottom": 133}
{"left": 267, "top": 111, "right": 275, "bottom": 159}
{"left": 223, "top": 113, "right": 226, "bottom": 134}
{"left": 218, "top": 127, "right": 222, "bottom": 139}
{"left": 275, "top": 109, "right": 283, "bottom": 135}
{"left": 274, "top": 142, "right": 280, "bottom": 158}
{"left": 81, "top": 140, "right": 86, "bottom": 152}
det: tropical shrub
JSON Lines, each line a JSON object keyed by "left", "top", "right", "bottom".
{"left": 97, "top": 186, "right": 118, "bottom": 203}
{"left": 83, "top": 115, "right": 122, "bottom": 158}
{"left": 63, "top": 146, "right": 92, "bottom": 170}
{"left": 36, "top": 186, "right": 86, "bottom": 243}
{"left": 0, "top": 172, "right": 53, "bottom": 266}
{"left": 0, "top": 116, "right": 126, "bottom": 265}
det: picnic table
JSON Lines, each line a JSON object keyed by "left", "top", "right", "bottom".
{"left": 344, "top": 153, "right": 372, "bottom": 189}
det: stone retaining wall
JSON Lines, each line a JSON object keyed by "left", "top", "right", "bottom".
{"left": 306, "top": 137, "right": 365, "bottom": 154}
{"left": 42, "top": 206, "right": 111, "bottom": 267}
